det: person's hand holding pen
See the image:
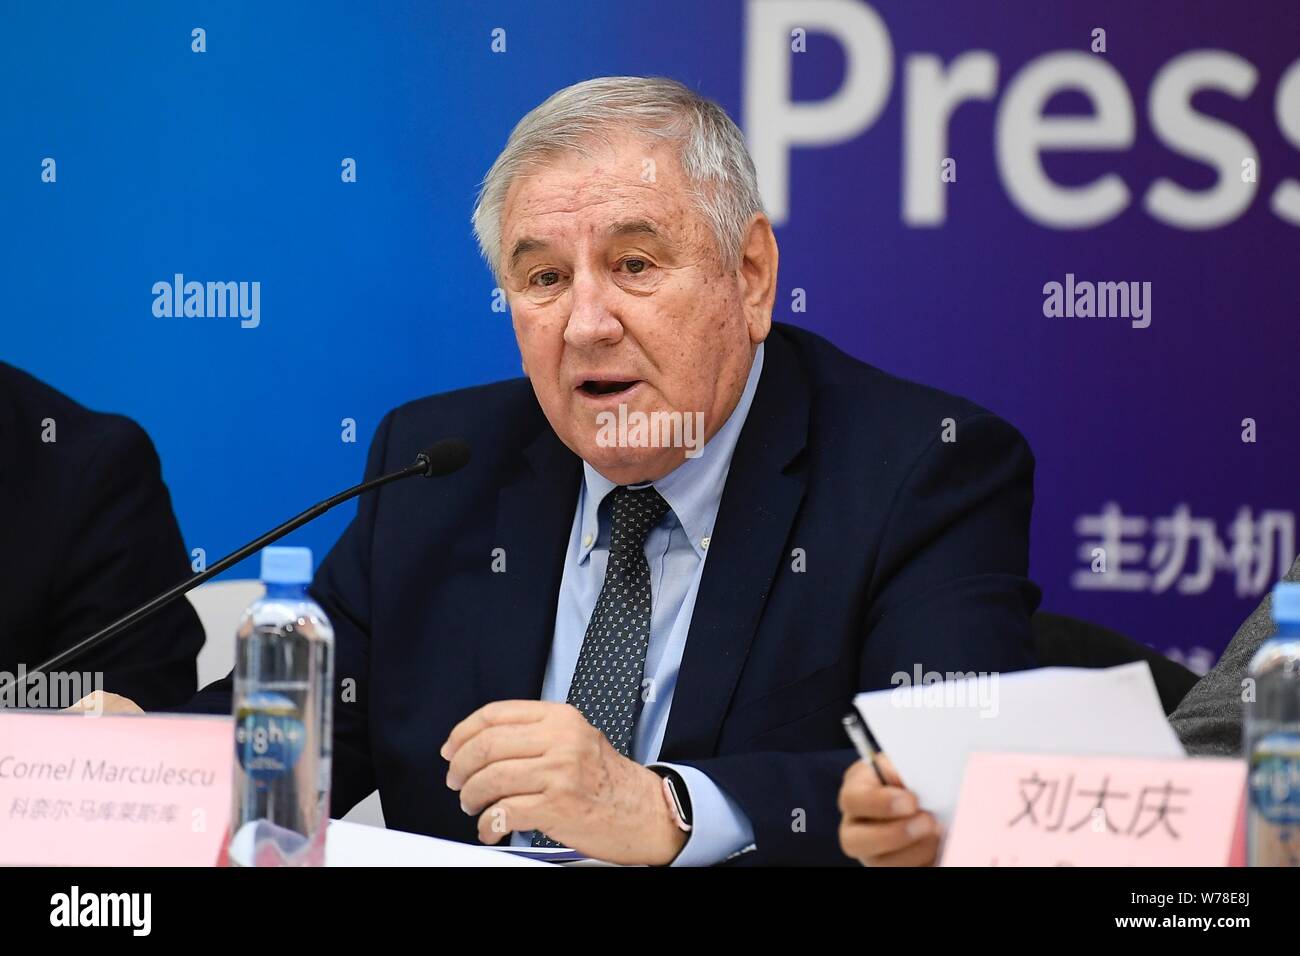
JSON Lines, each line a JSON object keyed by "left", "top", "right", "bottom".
{"left": 838, "top": 713, "right": 941, "bottom": 866}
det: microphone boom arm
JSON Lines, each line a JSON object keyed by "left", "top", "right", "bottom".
{"left": 0, "top": 447, "right": 447, "bottom": 700}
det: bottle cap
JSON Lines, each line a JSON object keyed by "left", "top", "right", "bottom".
{"left": 260, "top": 546, "right": 313, "bottom": 585}
{"left": 1272, "top": 581, "right": 1300, "bottom": 624}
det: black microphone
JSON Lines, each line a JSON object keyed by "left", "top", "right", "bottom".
{"left": 0, "top": 437, "right": 471, "bottom": 700}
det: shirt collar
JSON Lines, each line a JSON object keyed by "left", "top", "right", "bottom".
{"left": 577, "top": 342, "right": 766, "bottom": 562}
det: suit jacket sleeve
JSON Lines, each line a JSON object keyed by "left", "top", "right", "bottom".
{"left": 675, "top": 411, "right": 1041, "bottom": 865}
{"left": 51, "top": 416, "right": 204, "bottom": 711}
{"left": 1169, "top": 555, "right": 1300, "bottom": 756}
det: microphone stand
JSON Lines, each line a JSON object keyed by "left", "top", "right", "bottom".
{"left": 0, "top": 442, "right": 465, "bottom": 701}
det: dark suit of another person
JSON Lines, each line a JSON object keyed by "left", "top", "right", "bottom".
{"left": 181, "top": 323, "right": 1040, "bottom": 865}
{"left": 0, "top": 363, "right": 204, "bottom": 710}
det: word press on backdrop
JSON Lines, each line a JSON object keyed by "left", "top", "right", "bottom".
{"left": 5, "top": 1, "right": 1298, "bottom": 667}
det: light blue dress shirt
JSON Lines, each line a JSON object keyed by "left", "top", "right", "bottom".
{"left": 508, "top": 344, "right": 765, "bottom": 865}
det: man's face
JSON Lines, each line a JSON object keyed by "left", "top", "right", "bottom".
{"left": 499, "top": 132, "right": 774, "bottom": 485}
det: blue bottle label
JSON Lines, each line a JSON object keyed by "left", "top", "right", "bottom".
{"left": 234, "top": 691, "right": 307, "bottom": 784}
{"left": 1249, "top": 738, "right": 1300, "bottom": 825}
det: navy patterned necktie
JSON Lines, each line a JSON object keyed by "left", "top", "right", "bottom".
{"left": 532, "top": 484, "right": 670, "bottom": 848}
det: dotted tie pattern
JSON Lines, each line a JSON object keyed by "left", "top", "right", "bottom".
{"left": 531, "top": 484, "right": 670, "bottom": 848}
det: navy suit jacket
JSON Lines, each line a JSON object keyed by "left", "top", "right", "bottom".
{"left": 189, "top": 323, "right": 1040, "bottom": 864}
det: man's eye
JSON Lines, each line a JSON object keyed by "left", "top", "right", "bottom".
{"left": 621, "top": 258, "right": 649, "bottom": 275}
{"left": 532, "top": 270, "right": 561, "bottom": 287}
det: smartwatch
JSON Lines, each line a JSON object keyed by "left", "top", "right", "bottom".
{"left": 650, "top": 766, "right": 693, "bottom": 832}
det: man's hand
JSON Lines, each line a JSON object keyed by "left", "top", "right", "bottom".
{"left": 64, "top": 691, "right": 144, "bottom": 716}
{"left": 441, "top": 700, "right": 688, "bottom": 865}
{"left": 838, "top": 753, "right": 940, "bottom": 866}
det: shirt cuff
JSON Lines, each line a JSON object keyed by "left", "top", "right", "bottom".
{"left": 652, "top": 762, "right": 756, "bottom": 866}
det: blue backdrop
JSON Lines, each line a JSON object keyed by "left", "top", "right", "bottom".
{"left": 5, "top": 1, "right": 1298, "bottom": 671}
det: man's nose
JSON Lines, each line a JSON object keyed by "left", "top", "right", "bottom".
{"left": 564, "top": 271, "right": 623, "bottom": 348}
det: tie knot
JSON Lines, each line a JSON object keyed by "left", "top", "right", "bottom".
{"left": 608, "top": 485, "right": 670, "bottom": 555}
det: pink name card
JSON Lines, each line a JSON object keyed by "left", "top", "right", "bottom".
{"left": 0, "top": 711, "right": 233, "bottom": 866}
{"left": 942, "top": 752, "right": 1246, "bottom": 867}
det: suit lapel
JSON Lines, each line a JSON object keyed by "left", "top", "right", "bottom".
{"left": 662, "top": 333, "right": 810, "bottom": 759}
{"left": 477, "top": 424, "right": 582, "bottom": 705}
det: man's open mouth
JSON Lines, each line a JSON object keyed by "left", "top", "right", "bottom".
{"left": 579, "top": 379, "right": 639, "bottom": 396}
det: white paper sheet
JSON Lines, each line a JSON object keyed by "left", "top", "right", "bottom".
{"left": 853, "top": 661, "right": 1187, "bottom": 824}
{"left": 325, "top": 820, "right": 554, "bottom": 867}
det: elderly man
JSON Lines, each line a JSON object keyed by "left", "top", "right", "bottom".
{"left": 137, "top": 76, "right": 1040, "bottom": 865}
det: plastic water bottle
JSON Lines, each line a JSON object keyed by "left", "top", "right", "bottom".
{"left": 227, "top": 546, "right": 334, "bottom": 867}
{"left": 1244, "top": 581, "right": 1300, "bottom": 866}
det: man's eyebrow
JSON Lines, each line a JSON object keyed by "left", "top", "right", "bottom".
{"left": 508, "top": 220, "right": 665, "bottom": 269}
{"left": 508, "top": 237, "right": 548, "bottom": 270}
{"left": 608, "top": 219, "right": 665, "bottom": 240}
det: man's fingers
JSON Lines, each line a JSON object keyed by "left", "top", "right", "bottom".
{"left": 63, "top": 691, "right": 143, "bottom": 716}
{"left": 839, "top": 781, "right": 916, "bottom": 819}
{"left": 875, "top": 752, "right": 903, "bottom": 787}
{"left": 476, "top": 794, "right": 551, "bottom": 845}
{"left": 446, "top": 724, "right": 549, "bottom": 790}
{"left": 840, "top": 758, "right": 878, "bottom": 795}
{"left": 839, "top": 811, "right": 937, "bottom": 862}
{"left": 441, "top": 700, "right": 549, "bottom": 761}
{"left": 838, "top": 753, "right": 906, "bottom": 808}
{"left": 839, "top": 751, "right": 933, "bottom": 866}
{"left": 869, "top": 831, "right": 942, "bottom": 868}
{"left": 458, "top": 756, "right": 549, "bottom": 816}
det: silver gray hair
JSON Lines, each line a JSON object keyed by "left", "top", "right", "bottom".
{"left": 471, "top": 76, "right": 764, "bottom": 279}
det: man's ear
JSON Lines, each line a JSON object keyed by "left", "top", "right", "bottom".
{"left": 738, "top": 214, "right": 778, "bottom": 344}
